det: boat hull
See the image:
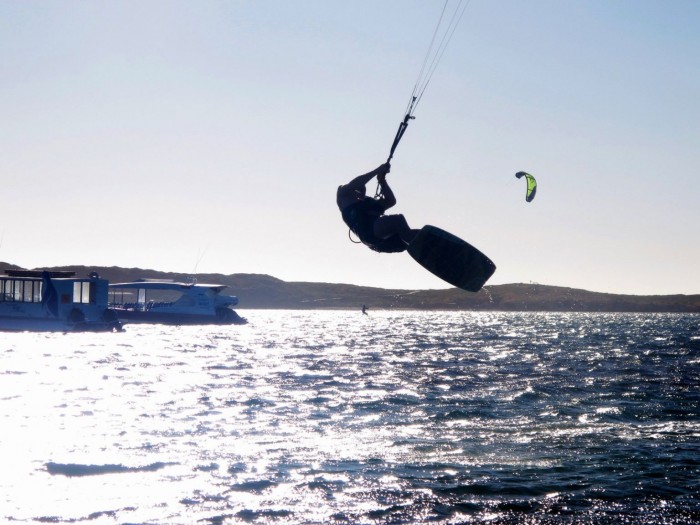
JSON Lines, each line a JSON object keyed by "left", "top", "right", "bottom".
{"left": 113, "top": 308, "right": 246, "bottom": 325}
{"left": 109, "top": 280, "right": 247, "bottom": 326}
{"left": 0, "top": 316, "right": 122, "bottom": 332}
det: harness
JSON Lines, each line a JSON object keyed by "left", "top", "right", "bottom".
{"left": 341, "top": 199, "right": 407, "bottom": 253}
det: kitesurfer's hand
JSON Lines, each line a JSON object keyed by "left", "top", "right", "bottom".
{"left": 376, "top": 162, "right": 391, "bottom": 181}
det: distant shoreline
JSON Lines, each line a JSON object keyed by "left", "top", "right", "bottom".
{"left": 4, "top": 262, "right": 699, "bottom": 313}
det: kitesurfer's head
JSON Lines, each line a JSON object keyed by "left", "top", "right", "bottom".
{"left": 354, "top": 186, "right": 367, "bottom": 198}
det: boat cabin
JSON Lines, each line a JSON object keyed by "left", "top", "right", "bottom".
{"left": 0, "top": 270, "right": 122, "bottom": 332}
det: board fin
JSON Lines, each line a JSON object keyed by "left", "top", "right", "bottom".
{"left": 407, "top": 225, "right": 496, "bottom": 292}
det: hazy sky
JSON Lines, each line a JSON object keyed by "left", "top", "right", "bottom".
{"left": 1, "top": 1, "right": 698, "bottom": 295}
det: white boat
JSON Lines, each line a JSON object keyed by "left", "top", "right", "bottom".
{"left": 0, "top": 270, "right": 123, "bottom": 332}
{"left": 108, "top": 279, "right": 247, "bottom": 325}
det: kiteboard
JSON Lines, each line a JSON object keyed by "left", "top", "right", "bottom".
{"left": 407, "top": 225, "right": 496, "bottom": 292}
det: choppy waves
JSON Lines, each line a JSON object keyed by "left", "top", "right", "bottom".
{"left": 1, "top": 311, "right": 699, "bottom": 523}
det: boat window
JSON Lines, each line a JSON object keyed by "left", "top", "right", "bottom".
{"left": 73, "top": 282, "right": 93, "bottom": 304}
{"left": 1, "top": 279, "right": 43, "bottom": 303}
{"left": 0, "top": 279, "right": 36, "bottom": 303}
{"left": 23, "top": 281, "right": 34, "bottom": 302}
{"left": 139, "top": 288, "right": 182, "bottom": 304}
{"left": 13, "top": 280, "right": 23, "bottom": 301}
{"left": 34, "top": 281, "right": 43, "bottom": 302}
{"left": 3, "top": 280, "right": 16, "bottom": 301}
{"left": 109, "top": 288, "right": 130, "bottom": 306}
{"left": 108, "top": 286, "right": 184, "bottom": 309}
{"left": 4, "top": 280, "right": 43, "bottom": 303}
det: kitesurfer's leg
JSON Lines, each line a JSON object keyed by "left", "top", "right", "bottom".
{"left": 373, "top": 215, "right": 419, "bottom": 245}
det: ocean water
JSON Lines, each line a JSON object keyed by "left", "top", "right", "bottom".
{"left": 1, "top": 311, "right": 699, "bottom": 524}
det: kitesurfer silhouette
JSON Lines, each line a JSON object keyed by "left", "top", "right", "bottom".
{"left": 337, "top": 163, "right": 419, "bottom": 253}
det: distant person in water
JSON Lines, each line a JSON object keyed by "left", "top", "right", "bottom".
{"left": 362, "top": 304, "right": 368, "bottom": 315}
{"left": 337, "top": 162, "right": 419, "bottom": 253}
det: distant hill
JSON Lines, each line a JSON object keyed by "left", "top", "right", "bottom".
{"left": 2, "top": 262, "right": 700, "bottom": 312}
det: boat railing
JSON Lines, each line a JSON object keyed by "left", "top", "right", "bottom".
{"left": 145, "top": 301, "right": 175, "bottom": 311}
{"left": 110, "top": 300, "right": 176, "bottom": 311}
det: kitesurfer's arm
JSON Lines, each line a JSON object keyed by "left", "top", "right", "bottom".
{"left": 376, "top": 172, "right": 397, "bottom": 210}
{"left": 337, "top": 163, "right": 391, "bottom": 209}
{"left": 349, "top": 163, "right": 390, "bottom": 190}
